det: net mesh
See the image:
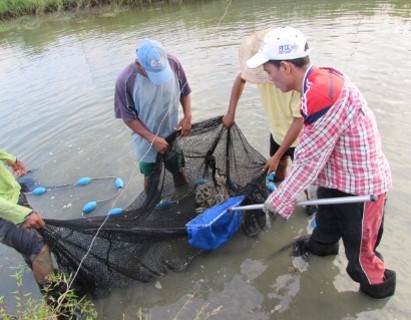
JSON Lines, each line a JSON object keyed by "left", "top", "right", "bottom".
{"left": 40, "top": 116, "right": 270, "bottom": 298}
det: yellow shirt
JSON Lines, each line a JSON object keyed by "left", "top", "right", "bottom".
{"left": 257, "top": 83, "right": 301, "bottom": 147}
{"left": 0, "top": 149, "right": 32, "bottom": 224}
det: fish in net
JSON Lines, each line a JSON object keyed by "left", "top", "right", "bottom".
{"left": 39, "top": 116, "right": 272, "bottom": 298}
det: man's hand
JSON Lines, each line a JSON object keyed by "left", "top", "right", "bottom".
{"left": 152, "top": 136, "right": 170, "bottom": 155}
{"left": 263, "top": 154, "right": 280, "bottom": 174}
{"left": 263, "top": 197, "right": 277, "bottom": 219}
{"left": 22, "top": 212, "right": 45, "bottom": 229}
{"left": 176, "top": 116, "right": 192, "bottom": 137}
{"left": 6, "top": 159, "right": 27, "bottom": 177}
{"left": 222, "top": 113, "right": 235, "bottom": 129}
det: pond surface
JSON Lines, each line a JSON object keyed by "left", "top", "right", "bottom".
{"left": 0, "top": 0, "right": 410, "bottom": 319}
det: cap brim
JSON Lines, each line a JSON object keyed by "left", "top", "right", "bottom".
{"left": 146, "top": 62, "right": 173, "bottom": 85}
{"left": 238, "top": 29, "right": 271, "bottom": 84}
{"left": 246, "top": 52, "right": 269, "bottom": 69}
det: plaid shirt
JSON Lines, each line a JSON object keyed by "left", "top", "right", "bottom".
{"left": 268, "top": 67, "right": 392, "bottom": 219}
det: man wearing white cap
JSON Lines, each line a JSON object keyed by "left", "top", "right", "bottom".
{"left": 223, "top": 29, "right": 316, "bottom": 216}
{"left": 248, "top": 26, "right": 395, "bottom": 299}
{"left": 114, "top": 39, "right": 192, "bottom": 189}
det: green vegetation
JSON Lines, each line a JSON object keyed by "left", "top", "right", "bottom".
{"left": 0, "top": 267, "right": 97, "bottom": 320}
{"left": 0, "top": 0, "right": 181, "bottom": 20}
{"left": 0, "top": 267, "right": 221, "bottom": 319}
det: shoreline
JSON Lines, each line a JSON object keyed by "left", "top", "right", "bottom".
{"left": 0, "top": 0, "right": 182, "bottom": 21}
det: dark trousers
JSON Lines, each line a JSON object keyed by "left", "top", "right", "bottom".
{"left": 312, "top": 187, "right": 386, "bottom": 285}
{"left": 269, "top": 135, "right": 295, "bottom": 159}
{"left": 0, "top": 194, "right": 44, "bottom": 265}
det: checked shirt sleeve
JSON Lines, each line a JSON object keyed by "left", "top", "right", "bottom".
{"left": 268, "top": 86, "right": 359, "bottom": 219}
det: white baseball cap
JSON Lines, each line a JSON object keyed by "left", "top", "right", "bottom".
{"left": 247, "top": 26, "right": 312, "bottom": 68}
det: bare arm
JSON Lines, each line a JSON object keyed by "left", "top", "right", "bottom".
{"left": 177, "top": 94, "right": 192, "bottom": 137}
{"left": 264, "top": 117, "right": 304, "bottom": 173}
{"left": 222, "top": 73, "right": 246, "bottom": 128}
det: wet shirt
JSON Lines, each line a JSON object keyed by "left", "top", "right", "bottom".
{"left": 269, "top": 67, "right": 392, "bottom": 218}
{"left": 0, "top": 149, "right": 32, "bottom": 225}
{"left": 114, "top": 54, "right": 191, "bottom": 163}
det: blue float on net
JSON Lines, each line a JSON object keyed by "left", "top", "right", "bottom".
{"left": 82, "top": 201, "right": 97, "bottom": 214}
{"left": 266, "top": 182, "right": 276, "bottom": 192}
{"left": 194, "top": 178, "right": 207, "bottom": 187}
{"left": 155, "top": 199, "right": 172, "bottom": 210}
{"left": 266, "top": 172, "right": 276, "bottom": 182}
{"left": 266, "top": 173, "right": 276, "bottom": 193}
{"left": 108, "top": 208, "right": 124, "bottom": 216}
{"left": 311, "top": 218, "right": 317, "bottom": 228}
{"left": 32, "top": 187, "right": 47, "bottom": 195}
{"left": 76, "top": 177, "right": 92, "bottom": 186}
{"left": 115, "top": 178, "right": 124, "bottom": 189}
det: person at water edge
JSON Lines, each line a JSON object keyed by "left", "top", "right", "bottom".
{"left": 223, "top": 28, "right": 302, "bottom": 182}
{"left": 114, "top": 38, "right": 192, "bottom": 189}
{"left": 247, "top": 26, "right": 395, "bottom": 299}
{"left": 223, "top": 28, "right": 316, "bottom": 216}
{"left": 0, "top": 149, "right": 55, "bottom": 290}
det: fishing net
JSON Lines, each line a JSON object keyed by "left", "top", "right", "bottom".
{"left": 40, "top": 116, "right": 271, "bottom": 298}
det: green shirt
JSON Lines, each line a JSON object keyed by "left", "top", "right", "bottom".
{"left": 0, "top": 149, "right": 32, "bottom": 224}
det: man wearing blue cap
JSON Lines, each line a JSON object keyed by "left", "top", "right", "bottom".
{"left": 114, "top": 39, "right": 192, "bottom": 189}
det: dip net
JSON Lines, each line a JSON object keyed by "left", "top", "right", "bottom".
{"left": 40, "top": 116, "right": 270, "bottom": 298}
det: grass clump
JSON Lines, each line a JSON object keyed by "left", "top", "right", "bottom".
{"left": 0, "top": 267, "right": 97, "bottom": 320}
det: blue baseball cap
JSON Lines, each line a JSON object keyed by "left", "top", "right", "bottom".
{"left": 136, "top": 39, "right": 173, "bottom": 84}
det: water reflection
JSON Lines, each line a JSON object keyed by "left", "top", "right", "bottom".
{"left": 0, "top": 0, "right": 410, "bottom": 319}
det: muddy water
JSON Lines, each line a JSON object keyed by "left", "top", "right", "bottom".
{"left": 0, "top": 0, "right": 410, "bottom": 319}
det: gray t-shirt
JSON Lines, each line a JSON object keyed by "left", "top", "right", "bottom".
{"left": 114, "top": 54, "right": 191, "bottom": 162}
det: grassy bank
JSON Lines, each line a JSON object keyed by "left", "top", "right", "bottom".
{"left": 0, "top": 0, "right": 181, "bottom": 20}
